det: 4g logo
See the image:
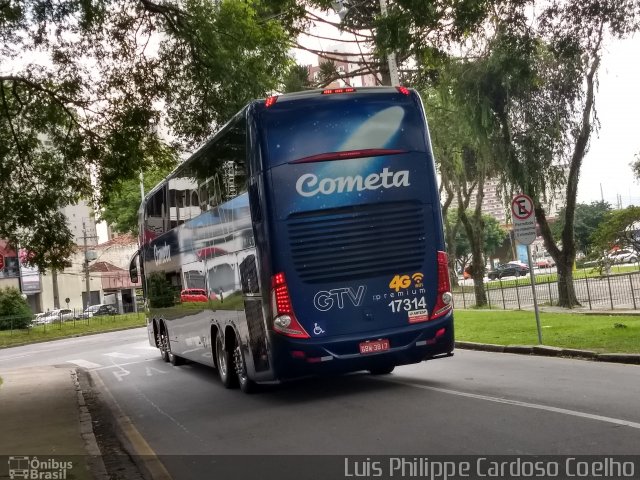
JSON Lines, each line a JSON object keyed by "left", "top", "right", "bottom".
{"left": 389, "top": 273, "right": 424, "bottom": 292}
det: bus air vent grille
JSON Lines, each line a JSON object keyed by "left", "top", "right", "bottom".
{"left": 287, "top": 202, "right": 426, "bottom": 283}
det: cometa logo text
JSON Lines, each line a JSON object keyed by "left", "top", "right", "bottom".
{"left": 296, "top": 168, "right": 410, "bottom": 197}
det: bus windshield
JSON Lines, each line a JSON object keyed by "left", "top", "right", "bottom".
{"left": 262, "top": 92, "right": 427, "bottom": 167}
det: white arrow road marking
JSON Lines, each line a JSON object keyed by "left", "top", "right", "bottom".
{"left": 66, "top": 359, "right": 102, "bottom": 369}
{"left": 145, "top": 367, "right": 168, "bottom": 376}
{"left": 113, "top": 368, "right": 131, "bottom": 382}
{"left": 104, "top": 352, "right": 140, "bottom": 359}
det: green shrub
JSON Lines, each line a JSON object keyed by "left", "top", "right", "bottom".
{"left": 0, "top": 287, "right": 33, "bottom": 330}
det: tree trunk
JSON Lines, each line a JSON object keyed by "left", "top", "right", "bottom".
{"left": 555, "top": 257, "right": 580, "bottom": 307}
{"left": 458, "top": 165, "right": 487, "bottom": 306}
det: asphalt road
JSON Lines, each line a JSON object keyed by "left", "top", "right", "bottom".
{"left": 2, "top": 328, "right": 640, "bottom": 479}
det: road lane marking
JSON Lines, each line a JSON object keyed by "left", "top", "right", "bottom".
{"left": 92, "top": 358, "right": 157, "bottom": 371}
{"left": 104, "top": 352, "right": 140, "bottom": 359}
{"left": 145, "top": 366, "right": 168, "bottom": 376}
{"left": 67, "top": 359, "right": 103, "bottom": 369}
{"left": 89, "top": 371, "right": 173, "bottom": 480}
{"left": 380, "top": 378, "right": 640, "bottom": 430}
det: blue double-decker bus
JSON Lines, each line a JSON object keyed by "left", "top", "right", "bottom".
{"left": 129, "top": 86, "right": 454, "bottom": 393}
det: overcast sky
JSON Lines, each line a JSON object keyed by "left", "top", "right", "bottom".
{"left": 294, "top": 15, "right": 640, "bottom": 209}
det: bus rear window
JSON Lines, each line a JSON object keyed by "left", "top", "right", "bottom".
{"left": 261, "top": 93, "right": 427, "bottom": 168}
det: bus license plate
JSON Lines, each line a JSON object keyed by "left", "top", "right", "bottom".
{"left": 359, "top": 339, "right": 390, "bottom": 354}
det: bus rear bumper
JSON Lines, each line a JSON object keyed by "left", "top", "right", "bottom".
{"left": 269, "top": 316, "right": 454, "bottom": 379}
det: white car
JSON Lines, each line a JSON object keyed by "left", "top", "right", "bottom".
{"left": 41, "top": 308, "right": 75, "bottom": 323}
{"left": 607, "top": 249, "right": 638, "bottom": 264}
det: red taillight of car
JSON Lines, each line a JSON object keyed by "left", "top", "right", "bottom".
{"left": 321, "top": 87, "right": 356, "bottom": 95}
{"left": 430, "top": 251, "right": 453, "bottom": 320}
{"left": 271, "top": 273, "right": 310, "bottom": 338}
{"left": 265, "top": 95, "right": 278, "bottom": 107}
{"left": 396, "top": 86, "right": 410, "bottom": 95}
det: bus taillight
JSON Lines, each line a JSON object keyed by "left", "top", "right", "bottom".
{"left": 430, "top": 251, "right": 453, "bottom": 320}
{"left": 271, "top": 273, "right": 310, "bottom": 338}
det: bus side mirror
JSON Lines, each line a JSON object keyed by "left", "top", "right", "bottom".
{"left": 129, "top": 250, "right": 140, "bottom": 283}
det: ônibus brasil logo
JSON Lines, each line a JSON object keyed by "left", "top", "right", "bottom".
{"left": 8, "top": 456, "right": 73, "bottom": 479}
{"left": 295, "top": 168, "right": 410, "bottom": 197}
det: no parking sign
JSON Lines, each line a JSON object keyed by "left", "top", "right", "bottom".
{"left": 511, "top": 194, "right": 536, "bottom": 244}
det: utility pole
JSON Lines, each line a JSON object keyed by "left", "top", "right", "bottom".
{"left": 83, "top": 221, "right": 91, "bottom": 309}
{"left": 377, "top": 0, "right": 400, "bottom": 86}
{"left": 139, "top": 171, "right": 145, "bottom": 201}
{"left": 82, "top": 220, "right": 98, "bottom": 309}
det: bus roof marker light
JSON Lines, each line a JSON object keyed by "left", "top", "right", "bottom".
{"left": 396, "top": 86, "right": 410, "bottom": 96}
{"left": 265, "top": 95, "right": 278, "bottom": 107}
{"left": 321, "top": 88, "right": 356, "bottom": 95}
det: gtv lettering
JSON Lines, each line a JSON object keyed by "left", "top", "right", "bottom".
{"left": 296, "top": 168, "right": 410, "bottom": 197}
{"left": 314, "top": 286, "right": 366, "bottom": 311}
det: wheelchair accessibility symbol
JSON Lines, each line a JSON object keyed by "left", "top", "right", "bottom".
{"left": 313, "top": 323, "right": 325, "bottom": 335}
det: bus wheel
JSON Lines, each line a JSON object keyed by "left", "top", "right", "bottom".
{"left": 369, "top": 365, "right": 395, "bottom": 375}
{"left": 215, "top": 333, "right": 238, "bottom": 388}
{"left": 234, "top": 345, "right": 257, "bottom": 394}
{"left": 157, "top": 327, "right": 170, "bottom": 363}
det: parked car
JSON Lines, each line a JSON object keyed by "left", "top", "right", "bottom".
{"left": 536, "top": 258, "right": 555, "bottom": 268}
{"left": 180, "top": 288, "right": 208, "bottom": 303}
{"left": 488, "top": 263, "right": 530, "bottom": 280}
{"left": 35, "top": 309, "right": 75, "bottom": 324}
{"left": 32, "top": 312, "right": 49, "bottom": 325}
{"left": 607, "top": 249, "right": 638, "bottom": 264}
{"left": 79, "top": 304, "right": 118, "bottom": 318}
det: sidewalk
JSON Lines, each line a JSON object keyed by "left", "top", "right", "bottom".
{"left": 0, "top": 366, "right": 107, "bottom": 480}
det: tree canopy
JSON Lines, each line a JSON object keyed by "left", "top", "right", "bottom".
{"left": 1, "top": 0, "right": 297, "bottom": 270}
{"left": 551, "top": 201, "right": 612, "bottom": 256}
{"left": 592, "top": 206, "right": 640, "bottom": 256}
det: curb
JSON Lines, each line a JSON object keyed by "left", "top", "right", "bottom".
{"left": 455, "top": 342, "right": 639, "bottom": 365}
{"left": 87, "top": 370, "right": 173, "bottom": 480}
{"left": 71, "top": 369, "right": 110, "bottom": 480}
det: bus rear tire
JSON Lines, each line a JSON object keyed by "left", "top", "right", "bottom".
{"left": 215, "top": 333, "right": 238, "bottom": 389}
{"left": 234, "top": 345, "right": 258, "bottom": 394}
{"left": 369, "top": 365, "right": 395, "bottom": 375}
{"left": 157, "top": 326, "right": 170, "bottom": 363}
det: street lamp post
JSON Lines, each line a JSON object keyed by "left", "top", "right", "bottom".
{"left": 331, "top": 0, "right": 400, "bottom": 86}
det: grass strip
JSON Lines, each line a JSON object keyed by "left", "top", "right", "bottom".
{"left": 0, "top": 313, "right": 146, "bottom": 348}
{"left": 455, "top": 309, "right": 640, "bottom": 353}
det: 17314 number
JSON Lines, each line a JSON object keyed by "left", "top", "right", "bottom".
{"left": 388, "top": 297, "right": 426, "bottom": 313}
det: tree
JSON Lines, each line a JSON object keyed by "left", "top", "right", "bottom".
{"left": 1, "top": 0, "right": 296, "bottom": 271}
{"left": 632, "top": 153, "right": 640, "bottom": 181}
{"left": 592, "top": 206, "right": 640, "bottom": 257}
{"left": 0, "top": 287, "right": 32, "bottom": 330}
{"left": 551, "top": 201, "right": 612, "bottom": 256}
{"left": 299, "top": 0, "right": 496, "bottom": 86}
{"left": 447, "top": 211, "right": 507, "bottom": 273}
{"left": 451, "top": 0, "right": 640, "bottom": 308}
{"left": 282, "top": 64, "right": 312, "bottom": 92}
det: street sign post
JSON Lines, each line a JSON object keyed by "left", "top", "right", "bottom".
{"left": 511, "top": 194, "right": 543, "bottom": 344}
